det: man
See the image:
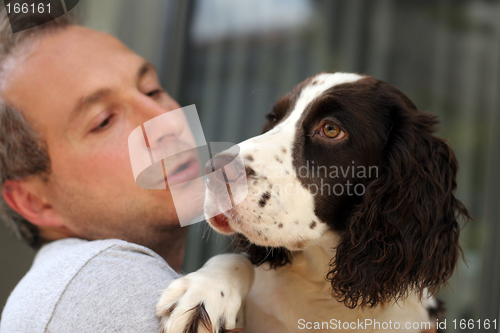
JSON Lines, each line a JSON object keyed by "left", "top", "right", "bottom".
{"left": 0, "top": 6, "right": 198, "bottom": 332}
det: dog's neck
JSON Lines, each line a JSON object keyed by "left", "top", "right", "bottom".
{"left": 288, "top": 230, "right": 340, "bottom": 283}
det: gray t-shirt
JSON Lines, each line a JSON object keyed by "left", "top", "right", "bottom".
{"left": 0, "top": 238, "right": 178, "bottom": 333}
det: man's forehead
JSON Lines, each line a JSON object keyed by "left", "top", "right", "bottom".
{"left": 35, "top": 25, "right": 128, "bottom": 60}
{"left": 2, "top": 26, "right": 142, "bottom": 128}
{"left": 9, "top": 26, "right": 134, "bottom": 84}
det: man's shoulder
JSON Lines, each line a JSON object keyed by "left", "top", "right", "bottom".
{"left": 35, "top": 237, "right": 170, "bottom": 266}
{"left": 1, "top": 238, "right": 178, "bottom": 333}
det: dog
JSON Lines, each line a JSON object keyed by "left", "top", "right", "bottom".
{"left": 156, "top": 73, "right": 470, "bottom": 333}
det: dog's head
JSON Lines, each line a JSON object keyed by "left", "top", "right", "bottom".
{"left": 204, "top": 73, "right": 470, "bottom": 308}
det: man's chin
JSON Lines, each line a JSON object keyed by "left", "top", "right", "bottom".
{"left": 164, "top": 178, "right": 206, "bottom": 226}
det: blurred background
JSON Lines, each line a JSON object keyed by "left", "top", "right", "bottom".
{"left": 1, "top": 0, "right": 500, "bottom": 331}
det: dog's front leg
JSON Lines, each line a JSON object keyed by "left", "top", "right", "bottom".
{"left": 156, "top": 253, "right": 254, "bottom": 333}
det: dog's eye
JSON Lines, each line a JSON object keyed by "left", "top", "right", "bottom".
{"left": 266, "top": 114, "right": 277, "bottom": 125}
{"left": 321, "top": 122, "right": 344, "bottom": 139}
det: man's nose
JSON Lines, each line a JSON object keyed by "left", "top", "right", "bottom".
{"left": 205, "top": 153, "right": 244, "bottom": 184}
{"left": 142, "top": 106, "right": 185, "bottom": 148}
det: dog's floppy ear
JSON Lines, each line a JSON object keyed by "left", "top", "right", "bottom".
{"left": 327, "top": 89, "right": 471, "bottom": 309}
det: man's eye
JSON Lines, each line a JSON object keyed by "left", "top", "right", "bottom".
{"left": 146, "top": 89, "right": 163, "bottom": 97}
{"left": 92, "top": 115, "right": 114, "bottom": 132}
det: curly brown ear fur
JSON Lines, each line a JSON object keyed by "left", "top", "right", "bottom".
{"left": 327, "top": 92, "right": 471, "bottom": 309}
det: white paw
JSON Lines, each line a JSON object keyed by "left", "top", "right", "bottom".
{"left": 156, "top": 272, "right": 244, "bottom": 333}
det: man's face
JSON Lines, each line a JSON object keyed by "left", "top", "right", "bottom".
{"left": 3, "top": 26, "right": 197, "bottom": 244}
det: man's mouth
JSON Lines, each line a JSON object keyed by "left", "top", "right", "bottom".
{"left": 163, "top": 157, "right": 200, "bottom": 186}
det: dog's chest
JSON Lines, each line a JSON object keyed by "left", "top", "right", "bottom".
{"left": 240, "top": 245, "right": 430, "bottom": 333}
{"left": 241, "top": 243, "right": 370, "bottom": 332}
{"left": 243, "top": 263, "right": 346, "bottom": 332}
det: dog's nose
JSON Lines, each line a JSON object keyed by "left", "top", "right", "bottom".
{"left": 205, "top": 153, "right": 243, "bottom": 184}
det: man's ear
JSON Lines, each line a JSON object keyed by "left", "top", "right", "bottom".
{"left": 2, "top": 178, "right": 64, "bottom": 229}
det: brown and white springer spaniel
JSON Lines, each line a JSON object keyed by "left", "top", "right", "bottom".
{"left": 156, "top": 73, "right": 470, "bottom": 333}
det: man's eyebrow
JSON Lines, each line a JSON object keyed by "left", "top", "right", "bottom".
{"left": 70, "top": 61, "right": 156, "bottom": 122}
{"left": 137, "top": 61, "right": 156, "bottom": 81}
{"left": 70, "top": 88, "right": 113, "bottom": 121}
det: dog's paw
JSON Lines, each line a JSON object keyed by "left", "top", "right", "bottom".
{"left": 156, "top": 272, "right": 245, "bottom": 333}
